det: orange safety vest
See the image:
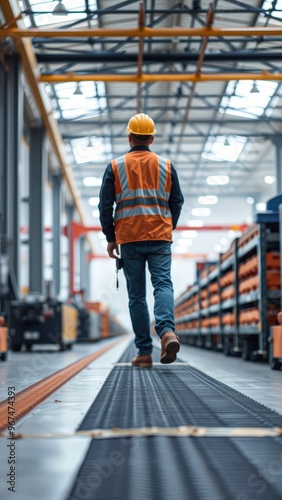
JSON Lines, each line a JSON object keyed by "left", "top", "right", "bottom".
{"left": 111, "top": 149, "right": 173, "bottom": 245}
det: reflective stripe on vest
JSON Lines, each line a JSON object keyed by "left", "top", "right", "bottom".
{"left": 113, "top": 154, "right": 171, "bottom": 221}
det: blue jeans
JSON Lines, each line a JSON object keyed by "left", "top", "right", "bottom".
{"left": 121, "top": 240, "right": 175, "bottom": 355}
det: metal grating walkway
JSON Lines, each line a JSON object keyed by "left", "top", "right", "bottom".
{"left": 67, "top": 343, "right": 282, "bottom": 500}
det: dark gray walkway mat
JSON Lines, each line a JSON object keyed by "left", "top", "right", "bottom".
{"left": 67, "top": 342, "right": 282, "bottom": 500}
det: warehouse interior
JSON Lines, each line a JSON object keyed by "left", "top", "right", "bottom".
{"left": 1, "top": 0, "right": 282, "bottom": 499}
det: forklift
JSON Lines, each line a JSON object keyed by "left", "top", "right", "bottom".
{"left": 9, "top": 292, "right": 78, "bottom": 352}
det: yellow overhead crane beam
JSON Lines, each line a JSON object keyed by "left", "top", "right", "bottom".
{"left": 0, "top": 0, "right": 94, "bottom": 252}
{"left": 39, "top": 72, "right": 282, "bottom": 83}
{"left": 1, "top": 20, "right": 282, "bottom": 84}
{"left": 1, "top": 26, "right": 282, "bottom": 38}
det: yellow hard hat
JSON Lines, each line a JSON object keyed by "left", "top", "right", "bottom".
{"left": 126, "top": 113, "right": 156, "bottom": 135}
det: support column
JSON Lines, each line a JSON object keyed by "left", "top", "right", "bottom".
{"left": 86, "top": 252, "right": 92, "bottom": 301}
{"left": 80, "top": 236, "right": 86, "bottom": 293}
{"left": 273, "top": 137, "right": 282, "bottom": 195}
{"left": 251, "top": 195, "right": 259, "bottom": 222}
{"left": 29, "top": 127, "right": 46, "bottom": 293}
{"left": 66, "top": 204, "right": 74, "bottom": 296}
{"left": 0, "top": 63, "right": 6, "bottom": 254}
{"left": 5, "top": 56, "right": 23, "bottom": 281}
{"left": 52, "top": 175, "right": 61, "bottom": 296}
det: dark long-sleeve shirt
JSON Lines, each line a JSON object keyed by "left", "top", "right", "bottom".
{"left": 98, "top": 145, "right": 184, "bottom": 242}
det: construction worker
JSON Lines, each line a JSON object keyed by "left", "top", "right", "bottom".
{"left": 99, "top": 113, "right": 184, "bottom": 367}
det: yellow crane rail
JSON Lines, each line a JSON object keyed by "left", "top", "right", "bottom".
{"left": 39, "top": 72, "right": 282, "bottom": 83}
{"left": 1, "top": 26, "right": 282, "bottom": 38}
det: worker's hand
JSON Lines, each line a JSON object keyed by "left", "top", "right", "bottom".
{"left": 107, "top": 241, "right": 120, "bottom": 259}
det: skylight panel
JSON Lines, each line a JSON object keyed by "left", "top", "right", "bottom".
{"left": 262, "top": 0, "right": 282, "bottom": 19}
{"left": 202, "top": 135, "right": 247, "bottom": 163}
{"left": 220, "top": 80, "right": 278, "bottom": 119}
{"left": 53, "top": 82, "right": 107, "bottom": 120}
{"left": 71, "top": 137, "right": 112, "bottom": 164}
{"left": 24, "top": 0, "right": 97, "bottom": 27}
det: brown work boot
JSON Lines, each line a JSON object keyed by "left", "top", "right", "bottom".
{"left": 131, "top": 354, "right": 153, "bottom": 368}
{"left": 160, "top": 331, "right": 180, "bottom": 364}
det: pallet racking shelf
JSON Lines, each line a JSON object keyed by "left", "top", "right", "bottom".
{"left": 174, "top": 195, "right": 282, "bottom": 362}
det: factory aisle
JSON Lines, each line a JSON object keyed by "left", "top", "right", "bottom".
{"left": 1, "top": 337, "right": 282, "bottom": 500}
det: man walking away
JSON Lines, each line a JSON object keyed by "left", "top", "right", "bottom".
{"left": 99, "top": 113, "right": 184, "bottom": 367}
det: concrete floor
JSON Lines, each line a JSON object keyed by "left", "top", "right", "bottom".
{"left": 0, "top": 335, "right": 282, "bottom": 500}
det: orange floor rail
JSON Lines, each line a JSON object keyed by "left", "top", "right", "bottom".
{"left": 0, "top": 336, "right": 127, "bottom": 432}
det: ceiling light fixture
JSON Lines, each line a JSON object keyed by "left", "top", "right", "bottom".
{"left": 187, "top": 220, "right": 204, "bottom": 227}
{"left": 89, "top": 197, "right": 100, "bottom": 206}
{"left": 73, "top": 82, "right": 83, "bottom": 95}
{"left": 83, "top": 177, "right": 102, "bottom": 187}
{"left": 175, "top": 246, "right": 190, "bottom": 254}
{"left": 197, "top": 195, "right": 218, "bottom": 205}
{"left": 228, "top": 230, "right": 235, "bottom": 238}
{"left": 220, "top": 237, "right": 228, "bottom": 246}
{"left": 191, "top": 208, "right": 211, "bottom": 217}
{"left": 256, "top": 202, "right": 266, "bottom": 211}
{"left": 52, "top": 0, "right": 69, "bottom": 16}
{"left": 247, "top": 196, "right": 255, "bottom": 205}
{"left": 181, "top": 230, "right": 197, "bottom": 238}
{"left": 177, "top": 239, "right": 193, "bottom": 246}
{"left": 250, "top": 81, "right": 260, "bottom": 94}
{"left": 264, "top": 175, "right": 276, "bottom": 184}
{"left": 206, "top": 175, "right": 229, "bottom": 185}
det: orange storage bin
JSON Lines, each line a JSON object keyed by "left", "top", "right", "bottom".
{"left": 238, "top": 223, "right": 258, "bottom": 249}
{"left": 0, "top": 327, "right": 7, "bottom": 354}
{"left": 221, "top": 244, "right": 234, "bottom": 263}
{"left": 267, "top": 271, "right": 280, "bottom": 289}
{"left": 222, "top": 313, "right": 235, "bottom": 326}
{"left": 239, "top": 306, "right": 279, "bottom": 326}
{"left": 266, "top": 251, "right": 280, "bottom": 269}
{"left": 220, "top": 271, "right": 235, "bottom": 287}
{"left": 273, "top": 326, "right": 282, "bottom": 358}
{"left": 209, "top": 282, "right": 219, "bottom": 294}
{"left": 239, "top": 255, "right": 258, "bottom": 279}
{"left": 201, "top": 318, "right": 209, "bottom": 328}
{"left": 209, "top": 294, "right": 220, "bottom": 305}
{"left": 221, "top": 285, "right": 235, "bottom": 301}
{"left": 201, "top": 299, "right": 209, "bottom": 310}
{"left": 209, "top": 316, "right": 220, "bottom": 327}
